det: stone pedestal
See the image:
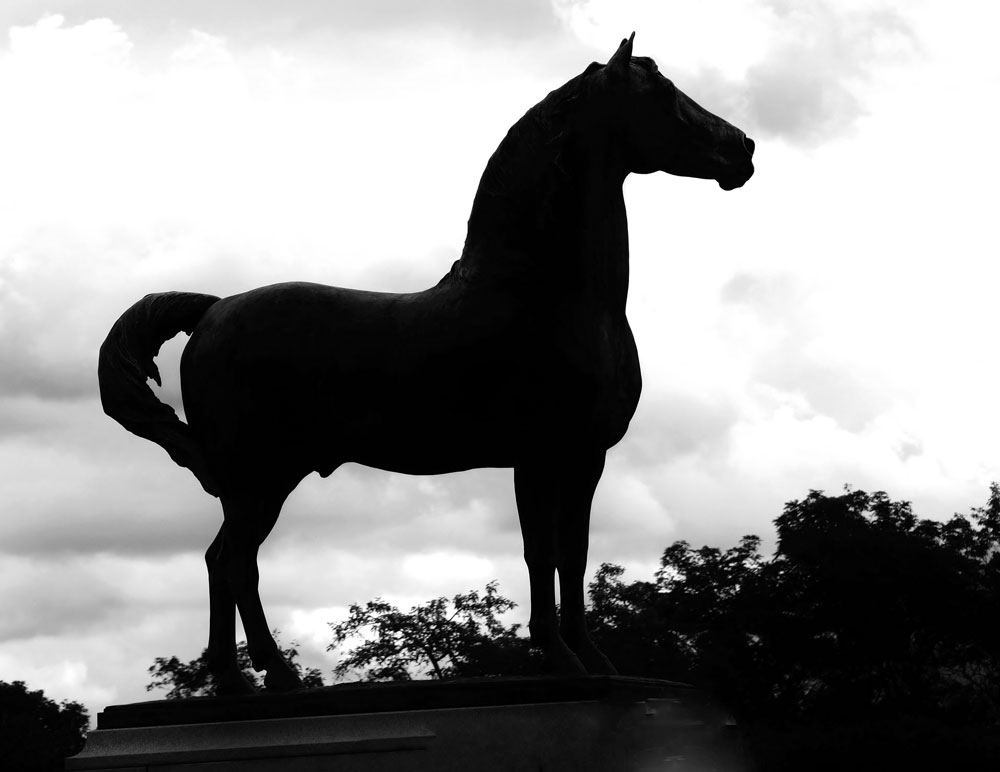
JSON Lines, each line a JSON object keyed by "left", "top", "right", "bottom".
{"left": 67, "top": 676, "right": 745, "bottom": 771}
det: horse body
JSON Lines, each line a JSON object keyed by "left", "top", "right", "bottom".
{"left": 99, "top": 34, "right": 754, "bottom": 693}
{"left": 183, "top": 272, "right": 638, "bottom": 480}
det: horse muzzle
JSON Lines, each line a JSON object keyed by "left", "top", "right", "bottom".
{"left": 718, "top": 134, "right": 755, "bottom": 190}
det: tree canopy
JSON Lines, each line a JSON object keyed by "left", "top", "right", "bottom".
{"left": 587, "top": 487, "right": 1000, "bottom": 723}
{"left": 328, "top": 580, "right": 539, "bottom": 681}
{"left": 584, "top": 486, "right": 1000, "bottom": 770}
{"left": 0, "top": 680, "right": 89, "bottom": 772}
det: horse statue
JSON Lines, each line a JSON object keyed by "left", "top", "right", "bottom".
{"left": 99, "top": 34, "right": 754, "bottom": 695}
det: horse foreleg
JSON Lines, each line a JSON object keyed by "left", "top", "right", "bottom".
{"left": 556, "top": 451, "right": 618, "bottom": 675}
{"left": 514, "top": 463, "right": 586, "bottom": 675}
{"left": 221, "top": 495, "right": 303, "bottom": 692}
{"left": 205, "top": 524, "right": 256, "bottom": 695}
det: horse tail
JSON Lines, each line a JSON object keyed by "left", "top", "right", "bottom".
{"left": 98, "top": 291, "right": 222, "bottom": 497}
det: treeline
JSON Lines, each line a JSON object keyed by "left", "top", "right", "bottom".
{"left": 146, "top": 485, "right": 1000, "bottom": 770}
{"left": 587, "top": 486, "right": 1000, "bottom": 769}
{"left": 0, "top": 680, "right": 89, "bottom": 772}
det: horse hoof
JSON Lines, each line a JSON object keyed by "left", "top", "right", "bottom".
{"left": 263, "top": 655, "right": 304, "bottom": 692}
{"left": 581, "top": 650, "right": 618, "bottom": 675}
{"left": 560, "top": 632, "right": 618, "bottom": 675}
{"left": 547, "top": 651, "right": 588, "bottom": 676}
{"left": 214, "top": 669, "right": 258, "bottom": 696}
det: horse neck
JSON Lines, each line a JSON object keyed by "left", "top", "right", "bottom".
{"left": 458, "top": 144, "right": 630, "bottom": 314}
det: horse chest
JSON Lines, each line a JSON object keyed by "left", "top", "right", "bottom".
{"left": 533, "top": 311, "right": 640, "bottom": 447}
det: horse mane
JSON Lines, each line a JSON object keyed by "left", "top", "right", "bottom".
{"left": 447, "top": 57, "right": 658, "bottom": 283}
{"left": 450, "top": 67, "right": 596, "bottom": 282}
{"left": 476, "top": 76, "right": 588, "bottom": 199}
{"left": 475, "top": 57, "right": 658, "bottom": 200}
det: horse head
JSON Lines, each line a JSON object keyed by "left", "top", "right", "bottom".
{"left": 586, "top": 33, "right": 755, "bottom": 190}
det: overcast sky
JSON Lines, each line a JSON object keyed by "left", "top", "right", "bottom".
{"left": 2, "top": 1, "right": 999, "bottom": 720}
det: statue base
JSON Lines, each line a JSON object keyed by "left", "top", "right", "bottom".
{"left": 67, "top": 676, "right": 745, "bottom": 771}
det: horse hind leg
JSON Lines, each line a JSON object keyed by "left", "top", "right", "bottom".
{"left": 205, "top": 524, "right": 256, "bottom": 695}
{"left": 218, "top": 491, "right": 303, "bottom": 692}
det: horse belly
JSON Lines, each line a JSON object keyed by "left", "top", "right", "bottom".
{"left": 315, "top": 358, "right": 532, "bottom": 474}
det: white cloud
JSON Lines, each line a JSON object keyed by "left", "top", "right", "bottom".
{"left": 0, "top": 652, "right": 115, "bottom": 715}
{"left": 554, "top": 0, "right": 774, "bottom": 79}
{"left": 0, "top": 1, "right": 563, "bottom": 46}
{"left": 401, "top": 551, "right": 496, "bottom": 590}
{"left": 6, "top": 14, "right": 131, "bottom": 73}
{"left": 554, "top": 0, "right": 918, "bottom": 146}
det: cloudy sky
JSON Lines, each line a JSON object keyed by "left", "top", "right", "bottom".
{"left": 1, "top": 0, "right": 998, "bottom": 720}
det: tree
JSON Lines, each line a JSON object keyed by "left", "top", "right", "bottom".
{"left": 588, "top": 486, "right": 1000, "bottom": 726}
{"left": 584, "top": 487, "right": 1000, "bottom": 770}
{"left": 0, "top": 680, "right": 89, "bottom": 772}
{"left": 587, "top": 534, "right": 771, "bottom": 712}
{"left": 585, "top": 536, "right": 761, "bottom": 683}
{"left": 147, "top": 636, "right": 324, "bottom": 698}
{"left": 763, "top": 487, "right": 1000, "bottom": 722}
{"left": 328, "top": 581, "right": 538, "bottom": 681}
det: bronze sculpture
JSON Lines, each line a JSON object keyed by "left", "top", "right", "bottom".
{"left": 99, "top": 35, "right": 754, "bottom": 695}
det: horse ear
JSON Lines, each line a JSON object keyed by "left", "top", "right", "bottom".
{"left": 607, "top": 32, "right": 635, "bottom": 76}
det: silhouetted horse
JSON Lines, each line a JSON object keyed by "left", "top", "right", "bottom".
{"left": 100, "top": 35, "right": 754, "bottom": 694}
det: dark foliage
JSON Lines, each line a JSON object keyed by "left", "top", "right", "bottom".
{"left": 0, "top": 680, "right": 89, "bottom": 772}
{"left": 761, "top": 488, "right": 1000, "bottom": 723}
{"left": 147, "top": 636, "right": 324, "bottom": 698}
{"left": 587, "top": 485, "right": 1000, "bottom": 770}
{"left": 328, "top": 580, "right": 540, "bottom": 680}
